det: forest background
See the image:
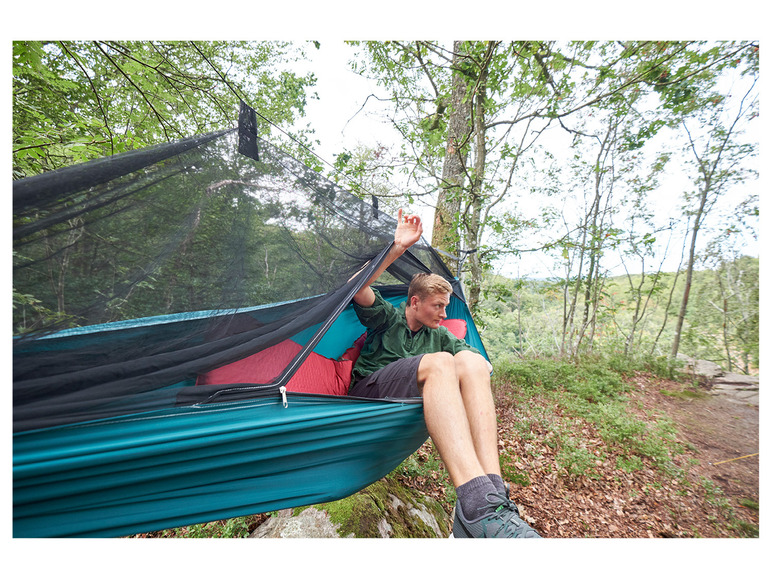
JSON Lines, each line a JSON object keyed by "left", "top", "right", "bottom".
{"left": 12, "top": 39, "right": 759, "bottom": 373}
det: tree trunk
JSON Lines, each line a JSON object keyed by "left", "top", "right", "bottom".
{"left": 463, "top": 42, "right": 495, "bottom": 312}
{"left": 433, "top": 41, "right": 472, "bottom": 273}
{"left": 650, "top": 230, "right": 688, "bottom": 357}
{"left": 671, "top": 185, "right": 708, "bottom": 359}
{"left": 671, "top": 81, "right": 755, "bottom": 358}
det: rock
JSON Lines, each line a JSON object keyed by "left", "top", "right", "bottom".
{"left": 716, "top": 372, "right": 759, "bottom": 385}
{"left": 710, "top": 372, "right": 759, "bottom": 406}
{"left": 675, "top": 356, "right": 760, "bottom": 405}
{"left": 677, "top": 355, "right": 724, "bottom": 378}
{"left": 709, "top": 384, "right": 759, "bottom": 406}
{"left": 250, "top": 507, "right": 352, "bottom": 538}
{"left": 249, "top": 477, "right": 452, "bottom": 538}
{"left": 694, "top": 359, "right": 724, "bottom": 378}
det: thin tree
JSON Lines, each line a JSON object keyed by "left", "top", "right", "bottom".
{"left": 670, "top": 77, "right": 758, "bottom": 359}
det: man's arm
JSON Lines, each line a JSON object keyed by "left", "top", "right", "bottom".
{"left": 353, "top": 208, "right": 423, "bottom": 307}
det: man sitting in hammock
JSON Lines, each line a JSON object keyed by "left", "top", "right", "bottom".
{"left": 349, "top": 209, "right": 541, "bottom": 539}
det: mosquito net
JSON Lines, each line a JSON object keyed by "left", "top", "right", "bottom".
{"left": 12, "top": 104, "right": 465, "bottom": 433}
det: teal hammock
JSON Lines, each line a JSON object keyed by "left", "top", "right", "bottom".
{"left": 13, "top": 391, "right": 428, "bottom": 538}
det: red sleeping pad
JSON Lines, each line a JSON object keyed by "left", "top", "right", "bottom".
{"left": 197, "top": 319, "right": 467, "bottom": 396}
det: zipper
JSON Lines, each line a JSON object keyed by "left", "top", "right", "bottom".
{"left": 279, "top": 385, "right": 288, "bottom": 408}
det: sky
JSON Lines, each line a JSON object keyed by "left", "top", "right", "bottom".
{"left": 289, "top": 42, "right": 451, "bottom": 253}
{"left": 294, "top": 42, "right": 395, "bottom": 161}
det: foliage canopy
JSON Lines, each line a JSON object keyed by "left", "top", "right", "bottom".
{"left": 13, "top": 40, "right": 317, "bottom": 178}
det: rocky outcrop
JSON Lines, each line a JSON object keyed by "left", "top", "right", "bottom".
{"left": 677, "top": 354, "right": 724, "bottom": 379}
{"left": 677, "top": 354, "right": 759, "bottom": 406}
{"left": 250, "top": 477, "right": 452, "bottom": 538}
{"left": 711, "top": 372, "right": 759, "bottom": 406}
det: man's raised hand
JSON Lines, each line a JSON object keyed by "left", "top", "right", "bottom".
{"left": 395, "top": 208, "right": 423, "bottom": 251}
{"left": 352, "top": 208, "right": 423, "bottom": 307}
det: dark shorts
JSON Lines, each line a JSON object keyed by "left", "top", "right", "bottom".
{"left": 348, "top": 354, "right": 425, "bottom": 399}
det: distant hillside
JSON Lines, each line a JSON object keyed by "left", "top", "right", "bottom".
{"left": 475, "top": 256, "right": 758, "bottom": 373}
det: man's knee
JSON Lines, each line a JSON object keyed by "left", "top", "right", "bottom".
{"left": 454, "top": 350, "right": 489, "bottom": 374}
{"left": 417, "top": 351, "right": 456, "bottom": 384}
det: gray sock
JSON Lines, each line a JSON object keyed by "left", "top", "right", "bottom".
{"left": 456, "top": 475, "right": 498, "bottom": 520}
{"left": 487, "top": 473, "right": 507, "bottom": 496}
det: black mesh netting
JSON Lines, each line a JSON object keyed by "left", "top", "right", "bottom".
{"left": 13, "top": 120, "right": 460, "bottom": 432}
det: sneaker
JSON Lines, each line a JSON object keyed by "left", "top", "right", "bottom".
{"left": 453, "top": 491, "right": 541, "bottom": 538}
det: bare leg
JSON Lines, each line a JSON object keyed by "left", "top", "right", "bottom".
{"left": 453, "top": 350, "right": 502, "bottom": 478}
{"left": 418, "top": 351, "right": 493, "bottom": 487}
{"left": 420, "top": 352, "right": 542, "bottom": 537}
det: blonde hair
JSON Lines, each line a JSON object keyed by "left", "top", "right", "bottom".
{"left": 408, "top": 273, "right": 452, "bottom": 302}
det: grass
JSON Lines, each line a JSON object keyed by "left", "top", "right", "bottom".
{"left": 660, "top": 387, "right": 709, "bottom": 400}
{"left": 739, "top": 497, "right": 759, "bottom": 511}
{"left": 133, "top": 515, "right": 263, "bottom": 538}
{"left": 491, "top": 353, "right": 758, "bottom": 537}
{"left": 500, "top": 453, "right": 532, "bottom": 487}
{"left": 494, "top": 355, "right": 688, "bottom": 480}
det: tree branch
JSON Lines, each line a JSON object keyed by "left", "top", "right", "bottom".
{"left": 92, "top": 41, "right": 176, "bottom": 142}
{"left": 59, "top": 42, "right": 115, "bottom": 153}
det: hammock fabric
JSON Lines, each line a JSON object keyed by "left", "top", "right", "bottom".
{"left": 12, "top": 103, "right": 488, "bottom": 537}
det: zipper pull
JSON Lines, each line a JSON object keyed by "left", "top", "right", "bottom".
{"left": 279, "top": 385, "right": 288, "bottom": 408}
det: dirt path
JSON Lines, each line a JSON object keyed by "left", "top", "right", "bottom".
{"left": 636, "top": 375, "right": 759, "bottom": 532}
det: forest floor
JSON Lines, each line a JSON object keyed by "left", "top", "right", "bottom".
{"left": 397, "top": 371, "right": 760, "bottom": 538}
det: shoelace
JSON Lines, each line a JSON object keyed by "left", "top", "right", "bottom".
{"left": 484, "top": 491, "right": 519, "bottom": 515}
{"left": 481, "top": 492, "right": 532, "bottom": 538}
{"left": 503, "top": 483, "right": 523, "bottom": 516}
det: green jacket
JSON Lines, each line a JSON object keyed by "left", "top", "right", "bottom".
{"left": 351, "top": 289, "right": 480, "bottom": 381}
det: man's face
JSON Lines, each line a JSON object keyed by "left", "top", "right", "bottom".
{"left": 411, "top": 292, "right": 450, "bottom": 329}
